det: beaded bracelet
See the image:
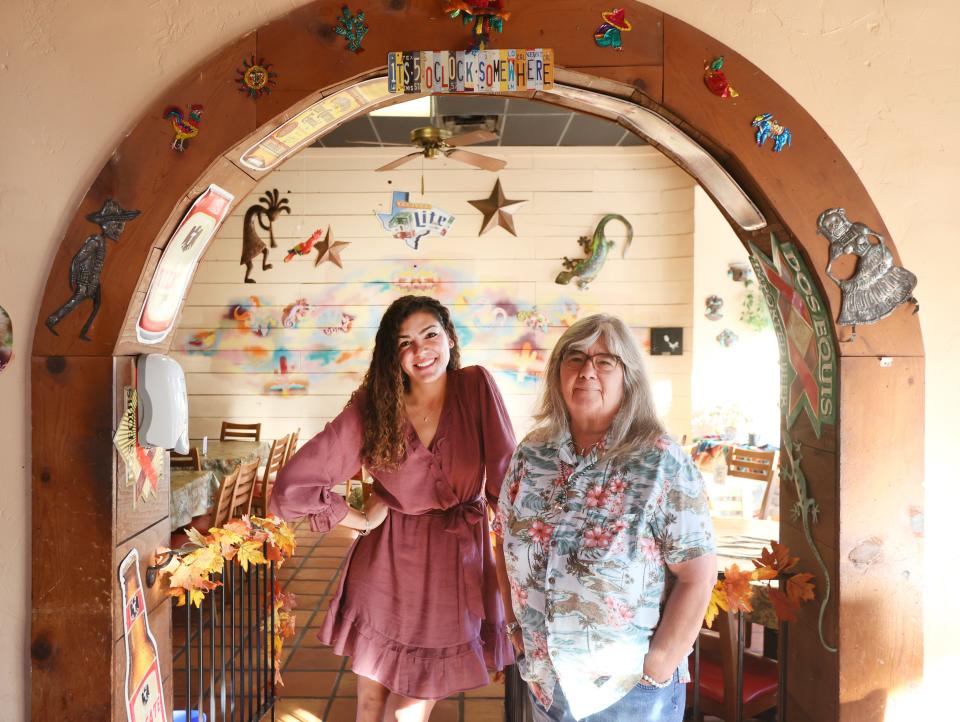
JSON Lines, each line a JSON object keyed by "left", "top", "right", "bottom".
{"left": 639, "top": 672, "right": 671, "bottom": 689}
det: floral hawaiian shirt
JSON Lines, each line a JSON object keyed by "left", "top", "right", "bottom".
{"left": 495, "top": 433, "right": 714, "bottom": 720}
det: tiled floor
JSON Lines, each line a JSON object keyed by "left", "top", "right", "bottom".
{"left": 264, "top": 523, "right": 506, "bottom": 722}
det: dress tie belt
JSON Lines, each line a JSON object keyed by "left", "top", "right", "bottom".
{"left": 423, "top": 497, "right": 487, "bottom": 620}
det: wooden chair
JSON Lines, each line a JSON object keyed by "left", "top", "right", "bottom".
{"left": 689, "top": 609, "right": 779, "bottom": 722}
{"left": 230, "top": 457, "right": 263, "bottom": 518}
{"left": 251, "top": 435, "right": 290, "bottom": 516}
{"left": 283, "top": 428, "right": 300, "bottom": 466}
{"left": 169, "top": 463, "right": 243, "bottom": 547}
{"left": 219, "top": 421, "right": 261, "bottom": 442}
{"left": 170, "top": 447, "right": 201, "bottom": 471}
{"left": 726, "top": 447, "right": 779, "bottom": 519}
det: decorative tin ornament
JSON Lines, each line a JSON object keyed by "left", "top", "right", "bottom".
{"left": 716, "top": 328, "right": 738, "bottom": 347}
{"left": 242, "top": 189, "right": 290, "bottom": 282}
{"left": 285, "top": 228, "right": 325, "bottom": 262}
{"left": 0, "top": 304, "right": 12, "bottom": 371}
{"left": 705, "top": 295, "right": 724, "bottom": 320}
{"left": 703, "top": 56, "right": 739, "bottom": 98}
{"left": 468, "top": 180, "right": 525, "bottom": 237}
{"left": 443, "top": 1, "right": 511, "bottom": 52}
{"left": 163, "top": 104, "right": 204, "bottom": 152}
{"left": 817, "top": 207, "right": 918, "bottom": 339}
{"left": 334, "top": 6, "right": 369, "bottom": 53}
{"left": 555, "top": 214, "right": 632, "bottom": 289}
{"left": 313, "top": 227, "right": 351, "bottom": 268}
{"left": 235, "top": 55, "right": 278, "bottom": 100}
{"left": 45, "top": 199, "right": 141, "bottom": 340}
{"left": 594, "top": 8, "right": 632, "bottom": 50}
{"left": 378, "top": 191, "right": 455, "bottom": 248}
{"left": 752, "top": 113, "right": 792, "bottom": 152}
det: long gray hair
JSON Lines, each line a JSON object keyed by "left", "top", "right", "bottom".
{"left": 528, "top": 314, "right": 665, "bottom": 461}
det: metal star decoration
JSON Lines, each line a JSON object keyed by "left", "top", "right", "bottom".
{"left": 468, "top": 179, "right": 526, "bottom": 236}
{"left": 314, "top": 226, "right": 350, "bottom": 268}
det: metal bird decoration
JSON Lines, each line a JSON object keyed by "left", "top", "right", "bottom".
{"left": 555, "top": 214, "right": 633, "bottom": 289}
{"left": 285, "top": 228, "right": 325, "bottom": 262}
{"left": 163, "top": 104, "right": 204, "bottom": 152}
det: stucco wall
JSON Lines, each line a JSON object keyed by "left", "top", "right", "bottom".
{"left": 2, "top": 1, "right": 956, "bottom": 717}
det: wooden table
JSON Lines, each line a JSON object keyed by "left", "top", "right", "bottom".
{"left": 713, "top": 516, "right": 779, "bottom": 568}
{"left": 195, "top": 439, "right": 270, "bottom": 477}
{"left": 169, "top": 469, "right": 219, "bottom": 529}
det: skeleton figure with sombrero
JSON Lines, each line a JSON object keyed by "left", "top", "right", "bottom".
{"left": 45, "top": 199, "right": 141, "bottom": 340}
{"left": 594, "top": 8, "right": 632, "bottom": 50}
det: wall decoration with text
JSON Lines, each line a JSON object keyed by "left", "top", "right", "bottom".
{"left": 377, "top": 191, "right": 455, "bottom": 249}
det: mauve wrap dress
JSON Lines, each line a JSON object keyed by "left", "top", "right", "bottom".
{"left": 269, "top": 365, "right": 517, "bottom": 698}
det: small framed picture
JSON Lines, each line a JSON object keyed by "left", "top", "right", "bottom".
{"left": 650, "top": 327, "right": 683, "bottom": 356}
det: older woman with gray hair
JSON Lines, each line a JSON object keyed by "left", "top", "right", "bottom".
{"left": 493, "top": 314, "right": 716, "bottom": 722}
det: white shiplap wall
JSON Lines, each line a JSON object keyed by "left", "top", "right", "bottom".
{"left": 171, "top": 146, "right": 695, "bottom": 446}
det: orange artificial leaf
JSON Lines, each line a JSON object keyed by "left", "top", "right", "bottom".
{"left": 704, "top": 580, "right": 726, "bottom": 627}
{"left": 752, "top": 565, "right": 779, "bottom": 581}
{"left": 236, "top": 539, "right": 267, "bottom": 571}
{"left": 786, "top": 572, "right": 816, "bottom": 605}
{"left": 722, "top": 564, "right": 754, "bottom": 614}
{"left": 753, "top": 540, "right": 799, "bottom": 574}
{"left": 767, "top": 587, "right": 799, "bottom": 622}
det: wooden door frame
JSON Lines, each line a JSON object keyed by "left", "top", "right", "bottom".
{"left": 30, "top": 3, "right": 923, "bottom": 720}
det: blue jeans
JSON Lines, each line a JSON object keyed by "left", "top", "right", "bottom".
{"left": 529, "top": 671, "right": 684, "bottom": 722}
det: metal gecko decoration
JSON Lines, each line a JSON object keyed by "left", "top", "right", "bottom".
{"left": 45, "top": 199, "right": 141, "bottom": 340}
{"left": 817, "top": 207, "right": 919, "bottom": 341}
{"left": 594, "top": 8, "right": 632, "bottom": 50}
{"left": 752, "top": 113, "right": 792, "bottom": 152}
{"left": 241, "top": 189, "right": 290, "bottom": 283}
{"left": 443, "top": 1, "right": 510, "bottom": 51}
{"left": 703, "top": 56, "right": 738, "bottom": 98}
{"left": 780, "top": 426, "right": 836, "bottom": 653}
{"left": 163, "top": 104, "right": 204, "bottom": 152}
{"left": 235, "top": 55, "right": 278, "bottom": 100}
{"left": 555, "top": 214, "right": 633, "bottom": 289}
{"left": 333, "top": 6, "right": 369, "bottom": 53}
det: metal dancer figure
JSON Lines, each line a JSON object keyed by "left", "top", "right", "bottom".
{"left": 45, "top": 199, "right": 141, "bottom": 340}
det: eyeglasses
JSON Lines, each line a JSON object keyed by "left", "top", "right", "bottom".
{"left": 561, "top": 349, "right": 622, "bottom": 373}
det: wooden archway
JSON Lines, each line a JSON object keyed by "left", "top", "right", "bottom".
{"left": 30, "top": 2, "right": 922, "bottom": 720}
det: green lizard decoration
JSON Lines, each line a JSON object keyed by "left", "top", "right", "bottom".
{"left": 782, "top": 427, "right": 837, "bottom": 653}
{"left": 555, "top": 214, "right": 633, "bottom": 289}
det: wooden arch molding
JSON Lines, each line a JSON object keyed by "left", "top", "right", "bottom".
{"left": 30, "top": 2, "right": 923, "bottom": 720}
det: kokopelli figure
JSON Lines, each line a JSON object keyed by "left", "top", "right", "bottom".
{"left": 241, "top": 188, "right": 290, "bottom": 283}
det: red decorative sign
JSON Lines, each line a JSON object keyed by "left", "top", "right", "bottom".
{"left": 137, "top": 185, "right": 234, "bottom": 343}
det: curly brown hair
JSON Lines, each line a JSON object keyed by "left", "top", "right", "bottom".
{"left": 353, "top": 296, "right": 461, "bottom": 470}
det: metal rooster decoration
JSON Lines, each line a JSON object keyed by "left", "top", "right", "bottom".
{"left": 163, "top": 104, "right": 204, "bottom": 152}
{"left": 241, "top": 189, "right": 290, "bottom": 282}
{"left": 555, "top": 214, "right": 633, "bottom": 289}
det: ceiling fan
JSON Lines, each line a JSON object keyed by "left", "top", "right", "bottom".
{"left": 350, "top": 126, "right": 507, "bottom": 172}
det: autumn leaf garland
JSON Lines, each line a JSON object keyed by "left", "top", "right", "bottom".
{"left": 706, "top": 540, "right": 816, "bottom": 627}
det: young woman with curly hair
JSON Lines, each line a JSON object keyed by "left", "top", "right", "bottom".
{"left": 270, "top": 295, "right": 517, "bottom": 722}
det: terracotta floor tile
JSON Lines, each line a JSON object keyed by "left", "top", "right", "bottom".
{"left": 464, "top": 698, "right": 505, "bottom": 722}
{"left": 286, "top": 593, "right": 326, "bottom": 610}
{"left": 265, "top": 697, "right": 330, "bottom": 721}
{"left": 297, "top": 631, "right": 329, "bottom": 647}
{"left": 333, "top": 670, "right": 357, "bottom": 696}
{"left": 275, "top": 670, "right": 339, "bottom": 697}
{"left": 327, "top": 697, "right": 358, "bottom": 721}
{"left": 284, "top": 647, "right": 344, "bottom": 671}
{"left": 292, "top": 567, "right": 339, "bottom": 581}
{"left": 431, "top": 698, "right": 461, "bottom": 722}
{"left": 301, "top": 556, "right": 344, "bottom": 569}
{"left": 284, "top": 580, "right": 333, "bottom": 595}
{"left": 309, "top": 547, "right": 352, "bottom": 558}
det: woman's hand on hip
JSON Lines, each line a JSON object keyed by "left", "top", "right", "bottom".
{"left": 363, "top": 492, "right": 389, "bottom": 530}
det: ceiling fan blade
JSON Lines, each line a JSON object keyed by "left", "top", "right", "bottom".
{"left": 375, "top": 152, "right": 425, "bottom": 172}
{"left": 445, "top": 130, "right": 499, "bottom": 147}
{"left": 444, "top": 148, "right": 507, "bottom": 172}
{"left": 346, "top": 140, "right": 413, "bottom": 146}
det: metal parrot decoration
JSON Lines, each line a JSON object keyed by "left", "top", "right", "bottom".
{"left": 555, "top": 214, "right": 633, "bottom": 289}
{"left": 285, "top": 228, "right": 325, "bottom": 262}
{"left": 163, "top": 104, "right": 204, "bottom": 152}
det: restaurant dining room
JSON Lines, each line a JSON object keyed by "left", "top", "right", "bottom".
{"left": 21, "top": 4, "right": 935, "bottom": 722}
{"left": 149, "top": 90, "right": 790, "bottom": 721}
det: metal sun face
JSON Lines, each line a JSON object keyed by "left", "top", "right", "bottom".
{"left": 236, "top": 56, "right": 277, "bottom": 99}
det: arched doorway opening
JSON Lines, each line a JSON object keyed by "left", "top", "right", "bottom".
{"left": 29, "top": 4, "right": 923, "bottom": 721}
